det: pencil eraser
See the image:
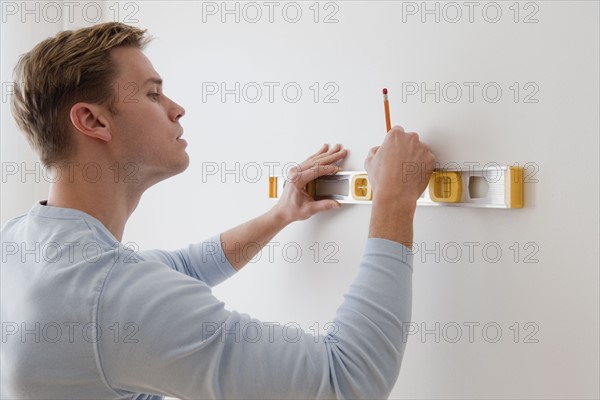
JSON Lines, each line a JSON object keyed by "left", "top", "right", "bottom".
{"left": 382, "top": 88, "right": 388, "bottom": 94}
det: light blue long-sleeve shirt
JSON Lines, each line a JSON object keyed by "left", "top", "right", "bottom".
{"left": 1, "top": 201, "right": 413, "bottom": 399}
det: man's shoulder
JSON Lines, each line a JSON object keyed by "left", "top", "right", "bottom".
{"left": 0, "top": 213, "right": 27, "bottom": 235}
{"left": 1, "top": 208, "right": 126, "bottom": 284}
{"left": 0, "top": 205, "right": 199, "bottom": 288}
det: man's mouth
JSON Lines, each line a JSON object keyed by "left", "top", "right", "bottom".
{"left": 176, "top": 132, "right": 183, "bottom": 140}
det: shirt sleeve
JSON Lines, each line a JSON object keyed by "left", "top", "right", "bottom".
{"left": 136, "top": 234, "right": 236, "bottom": 287}
{"left": 97, "top": 238, "right": 413, "bottom": 400}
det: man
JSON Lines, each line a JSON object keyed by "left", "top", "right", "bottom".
{"left": 1, "top": 22, "right": 435, "bottom": 399}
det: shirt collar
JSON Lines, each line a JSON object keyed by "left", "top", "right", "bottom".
{"left": 29, "top": 200, "right": 121, "bottom": 244}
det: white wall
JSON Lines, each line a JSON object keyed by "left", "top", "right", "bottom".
{"left": 2, "top": 1, "right": 598, "bottom": 399}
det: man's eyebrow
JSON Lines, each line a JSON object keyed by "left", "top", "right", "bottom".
{"left": 143, "top": 77, "right": 163, "bottom": 86}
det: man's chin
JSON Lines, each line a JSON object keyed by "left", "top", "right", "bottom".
{"left": 142, "top": 153, "right": 191, "bottom": 188}
{"left": 172, "top": 153, "right": 190, "bottom": 175}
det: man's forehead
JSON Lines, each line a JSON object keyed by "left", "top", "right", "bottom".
{"left": 111, "top": 47, "right": 159, "bottom": 83}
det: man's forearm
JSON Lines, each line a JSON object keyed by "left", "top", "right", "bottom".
{"left": 221, "top": 193, "right": 417, "bottom": 270}
{"left": 368, "top": 197, "right": 416, "bottom": 249}
{"left": 220, "top": 207, "right": 291, "bottom": 270}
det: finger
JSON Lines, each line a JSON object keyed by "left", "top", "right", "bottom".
{"left": 325, "top": 143, "right": 341, "bottom": 154}
{"left": 304, "top": 144, "right": 329, "bottom": 162}
{"left": 364, "top": 147, "right": 379, "bottom": 170}
{"left": 309, "top": 199, "right": 341, "bottom": 214}
{"left": 300, "top": 143, "right": 334, "bottom": 167}
{"left": 312, "top": 144, "right": 344, "bottom": 162}
{"left": 300, "top": 147, "right": 346, "bottom": 171}
{"left": 297, "top": 164, "right": 341, "bottom": 187}
{"left": 385, "top": 126, "right": 407, "bottom": 144}
{"left": 312, "top": 148, "right": 347, "bottom": 167}
{"left": 406, "top": 132, "right": 419, "bottom": 141}
{"left": 426, "top": 150, "right": 437, "bottom": 169}
{"left": 368, "top": 146, "right": 380, "bottom": 156}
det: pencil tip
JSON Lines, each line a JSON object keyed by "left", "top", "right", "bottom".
{"left": 382, "top": 88, "right": 388, "bottom": 95}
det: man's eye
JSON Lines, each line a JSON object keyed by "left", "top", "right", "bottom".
{"left": 149, "top": 92, "right": 160, "bottom": 100}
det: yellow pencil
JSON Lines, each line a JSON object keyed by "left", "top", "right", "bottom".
{"left": 383, "top": 88, "right": 391, "bottom": 132}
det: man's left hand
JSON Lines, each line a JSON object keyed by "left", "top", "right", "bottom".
{"left": 272, "top": 143, "right": 348, "bottom": 224}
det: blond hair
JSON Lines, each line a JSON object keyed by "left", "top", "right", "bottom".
{"left": 11, "top": 22, "right": 151, "bottom": 166}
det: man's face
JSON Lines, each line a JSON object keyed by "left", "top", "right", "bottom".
{"left": 108, "top": 46, "right": 189, "bottom": 184}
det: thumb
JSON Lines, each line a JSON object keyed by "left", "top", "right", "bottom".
{"left": 309, "top": 200, "right": 341, "bottom": 215}
{"left": 325, "top": 200, "right": 342, "bottom": 210}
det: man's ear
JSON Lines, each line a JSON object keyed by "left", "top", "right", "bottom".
{"left": 69, "top": 102, "right": 113, "bottom": 142}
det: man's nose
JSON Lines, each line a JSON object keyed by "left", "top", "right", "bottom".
{"left": 169, "top": 97, "right": 185, "bottom": 121}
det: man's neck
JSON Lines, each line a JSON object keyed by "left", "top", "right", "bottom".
{"left": 46, "top": 176, "right": 144, "bottom": 243}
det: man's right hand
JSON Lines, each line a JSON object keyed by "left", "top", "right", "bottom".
{"left": 364, "top": 126, "right": 436, "bottom": 247}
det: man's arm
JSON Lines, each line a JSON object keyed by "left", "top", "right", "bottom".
{"left": 98, "top": 238, "right": 413, "bottom": 399}
{"left": 221, "top": 127, "right": 433, "bottom": 270}
{"left": 366, "top": 126, "right": 435, "bottom": 248}
{"left": 136, "top": 236, "right": 236, "bottom": 287}
{"left": 138, "top": 207, "right": 292, "bottom": 280}
{"left": 220, "top": 143, "right": 347, "bottom": 270}
{"left": 218, "top": 207, "right": 289, "bottom": 270}
{"left": 136, "top": 144, "right": 347, "bottom": 284}
{"left": 97, "top": 126, "right": 434, "bottom": 399}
